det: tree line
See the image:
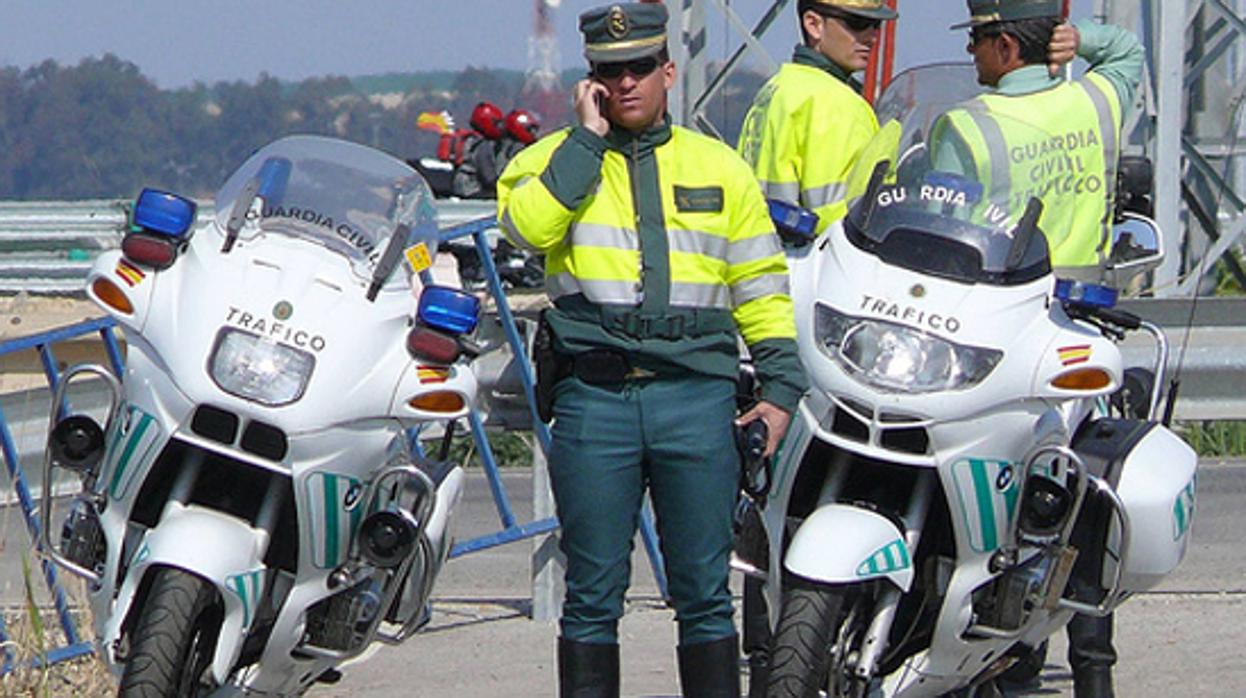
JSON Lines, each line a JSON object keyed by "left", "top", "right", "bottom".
{"left": 0, "top": 54, "right": 764, "bottom": 201}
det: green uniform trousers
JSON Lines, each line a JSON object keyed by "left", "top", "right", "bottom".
{"left": 549, "top": 373, "right": 740, "bottom": 646}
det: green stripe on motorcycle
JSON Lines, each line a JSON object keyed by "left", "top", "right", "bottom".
{"left": 231, "top": 575, "right": 250, "bottom": 626}
{"left": 856, "top": 539, "right": 910, "bottom": 577}
{"left": 970, "top": 459, "right": 998, "bottom": 552}
{"left": 323, "top": 476, "right": 340, "bottom": 566}
{"left": 110, "top": 412, "right": 153, "bottom": 497}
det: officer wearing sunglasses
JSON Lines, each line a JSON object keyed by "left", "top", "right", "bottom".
{"left": 497, "top": 3, "right": 806, "bottom": 697}
{"left": 738, "top": 0, "right": 897, "bottom": 237}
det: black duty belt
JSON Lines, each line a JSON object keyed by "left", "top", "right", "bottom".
{"left": 572, "top": 349, "right": 666, "bottom": 385}
{"left": 556, "top": 295, "right": 736, "bottom": 341}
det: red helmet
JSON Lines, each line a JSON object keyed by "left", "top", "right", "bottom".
{"left": 470, "top": 101, "right": 504, "bottom": 139}
{"left": 504, "top": 109, "right": 540, "bottom": 145}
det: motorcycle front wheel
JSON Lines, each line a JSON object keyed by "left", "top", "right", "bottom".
{"left": 766, "top": 581, "right": 868, "bottom": 698}
{"left": 118, "top": 567, "right": 223, "bottom": 698}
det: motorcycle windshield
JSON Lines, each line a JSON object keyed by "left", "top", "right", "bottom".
{"left": 845, "top": 63, "right": 1056, "bottom": 286}
{"left": 213, "top": 135, "right": 439, "bottom": 288}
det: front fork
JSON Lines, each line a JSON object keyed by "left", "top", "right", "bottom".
{"left": 851, "top": 471, "right": 935, "bottom": 683}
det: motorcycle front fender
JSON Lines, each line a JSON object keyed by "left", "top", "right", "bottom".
{"left": 785, "top": 504, "right": 914, "bottom": 592}
{"left": 105, "top": 503, "right": 268, "bottom": 684}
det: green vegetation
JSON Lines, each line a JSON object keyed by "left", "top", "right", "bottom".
{"left": 1178, "top": 421, "right": 1246, "bottom": 457}
{"left": 1214, "top": 249, "right": 1246, "bottom": 296}
{"left": 0, "top": 54, "right": 766, "bottom": 201}
{"left": 443, "top": 429, "right": 536, "bottom": 468}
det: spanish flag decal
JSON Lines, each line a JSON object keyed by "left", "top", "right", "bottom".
{"left": 115, "top": 258, "right": 146, "bottom": 287}
{"left": 417, "top": 366, "right": 450, "bottom": 384}
{"left": 1058, "top": 345, "right": 1092, "bottom": 366}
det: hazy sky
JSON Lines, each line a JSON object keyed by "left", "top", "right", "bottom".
{"left": 0, "top": 1, "right": 1095, "bottom": 88}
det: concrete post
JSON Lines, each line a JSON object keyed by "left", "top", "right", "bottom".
{"left": 530, "top": 436, "right": 564, "bottom": 623}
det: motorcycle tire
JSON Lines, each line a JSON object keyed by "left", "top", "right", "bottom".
{"left": 118, "top": 567, "right": 223, "bottom": 698}
{"left": 765, "top": 582, "right": 848, "bottom": 698}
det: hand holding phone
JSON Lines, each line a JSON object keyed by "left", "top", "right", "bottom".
{"left": 575, "top": 78, "right": 610, "bottom": 137}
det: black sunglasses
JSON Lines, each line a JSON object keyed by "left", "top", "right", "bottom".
{"left": 969, "top": 26, "right": 1003, "bottom": 46}
{"left": 592, "top": 56, "right": 661, "bottom": 80}
{"left": 822, "top": 10, "right": 882, "bottom": 33}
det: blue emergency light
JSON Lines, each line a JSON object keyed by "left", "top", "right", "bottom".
{"left": 1054, "top": 279, "right": 1119, "bottom": 309}
{"left": 133, "top": 189, "right": 196, "bottom": 237}
{"left": 256, "top": 157, "right": 292, "bottom": 202}
{"left": 418, "top": 286, "right": 481, "bottom": 335}
{"left": 767, "top": 199, "right": 818, "bottom": 242}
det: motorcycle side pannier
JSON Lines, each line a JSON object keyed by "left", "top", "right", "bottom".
{"left": 1069, "top": 418, "right": 1197, "bottom": 602}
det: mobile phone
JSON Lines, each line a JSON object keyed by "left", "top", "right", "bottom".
{"left": 585, "top": 73, "right": 607, "bottom": 117}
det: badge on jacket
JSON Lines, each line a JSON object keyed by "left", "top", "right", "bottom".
{"left": 674, "top": 185, "right": 724, "bottom": 213}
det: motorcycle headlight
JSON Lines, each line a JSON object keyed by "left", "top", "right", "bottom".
{"left": 815, "top": 304, "right": 1001, "bottom": 393}
{"left": 209, "top": 328, "right": 315, "bottom": 406}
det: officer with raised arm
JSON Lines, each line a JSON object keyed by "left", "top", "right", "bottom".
{"left": 932, "top": 2, "right": 1145, "bottom": 694}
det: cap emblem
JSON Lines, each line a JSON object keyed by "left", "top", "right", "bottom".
{"left": 607, "top": 5, "right": 630, "bottom": 39}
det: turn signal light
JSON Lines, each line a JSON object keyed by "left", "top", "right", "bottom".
{"left": 121, "top": 232, "right": 178, "bottom": 270}
{"left": 408, "top": 391, "right": 466, "bottom": 413}
{"left": 1050, "top": 368, "right": 1112, "bottom": 391}
{"left": 91, "top": 278, "right": 134, "bottom": 315}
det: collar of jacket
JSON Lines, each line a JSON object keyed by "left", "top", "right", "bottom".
{"left": 993, "top": 64, "right": 1063, "bottom": 97}
{"left": 792, "top": 45, "right": 863, "bottom": 94}
{"left": 604, "top": 114, "right": 674, "bottom": 155}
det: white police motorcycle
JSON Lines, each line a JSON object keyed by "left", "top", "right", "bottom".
{"left": 40, "top": 135, "right": 481, "bottom": 696}
{"left": 744, "top": 65, "right": 1198, "bottom": 697}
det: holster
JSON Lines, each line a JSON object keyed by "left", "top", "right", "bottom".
{"left": 533, "top": 309, "right": 570, "bottom": 423}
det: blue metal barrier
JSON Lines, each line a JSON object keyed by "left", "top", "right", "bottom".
{"left": 0, "top": 317, "right": 123, "bottom": 673}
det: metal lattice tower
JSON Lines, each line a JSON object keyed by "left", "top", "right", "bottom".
{"left": 667, "top": 0, "right": 1246, "bottom": 297}
{"left": 527, "top": 0, "right": 561, "bottom": 94}
{"left": 1112, "top": 0, "right": 1246, "bottom": 296}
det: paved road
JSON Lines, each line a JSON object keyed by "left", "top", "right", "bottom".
{"left": 302, "top": 459, "right": 1246, "bottom": 697}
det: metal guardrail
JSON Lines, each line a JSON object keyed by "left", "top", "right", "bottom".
{"left": 1118, "top": 298, "right": 1246, "bottom": 421}
{"left": 0, "top": 199, "right": 498, "bottom": 294}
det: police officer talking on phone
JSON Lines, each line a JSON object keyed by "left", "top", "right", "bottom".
{"left": 497, "top": 3, "right": 806, "bottom": 696}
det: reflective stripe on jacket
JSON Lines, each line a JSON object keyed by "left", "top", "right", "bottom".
{"left": 737, "top": 60, "right": 880, "bottom": 233}
{"left": 931, "top": 72, "right": 1122, "bottom": 270}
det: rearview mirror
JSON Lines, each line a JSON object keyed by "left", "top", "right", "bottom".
{"left": 1104, "top": 213, "right": 1163, "bottom": 291}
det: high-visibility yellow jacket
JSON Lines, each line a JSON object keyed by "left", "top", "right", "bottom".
{"left": 738, "top": 46, "right": 881, "bottom": 234}
{"left": 931, "top": 71, "right": 1123, "bottom": 272}
{"left": 498, "top": 118, "right": 805, "bottom": 411}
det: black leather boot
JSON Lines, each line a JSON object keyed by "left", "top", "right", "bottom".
{"left": 1072, "top": 667, "right": 1115, "bottom": 698}
{"left": 557, "top": 638, "right": 619, "bottom": 698}
{"left": 677, "top": 634, "right": 741, "bottom": 698}
{"left": 1067, "top": 610, "right": 1116, "bottom": 698}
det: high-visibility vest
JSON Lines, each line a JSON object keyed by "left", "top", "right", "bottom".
{"left": 737, "top": 63, "right": 881, "bottom": 234}
{"left": 932, "top": 73, "right": 1122, "bottom": 270}
{"left": 498, "top": 125, "right": 796, "bottom": 347}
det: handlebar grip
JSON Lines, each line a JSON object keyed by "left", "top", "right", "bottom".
{"left": 1095, "top": 306, "right": 1142, "bottom": 331}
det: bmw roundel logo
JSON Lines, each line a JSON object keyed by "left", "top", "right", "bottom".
{"left": 273, "top": 301, "right": 293, "bottom": 321}
{"left": 995, "top": 465, "right": 1014, "bottom": 491}
{"left": 343, "top": 483, "right": 363, "bottom": 511}
{"left": 910, "top": 284, "right": 926, "bottom": 298}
